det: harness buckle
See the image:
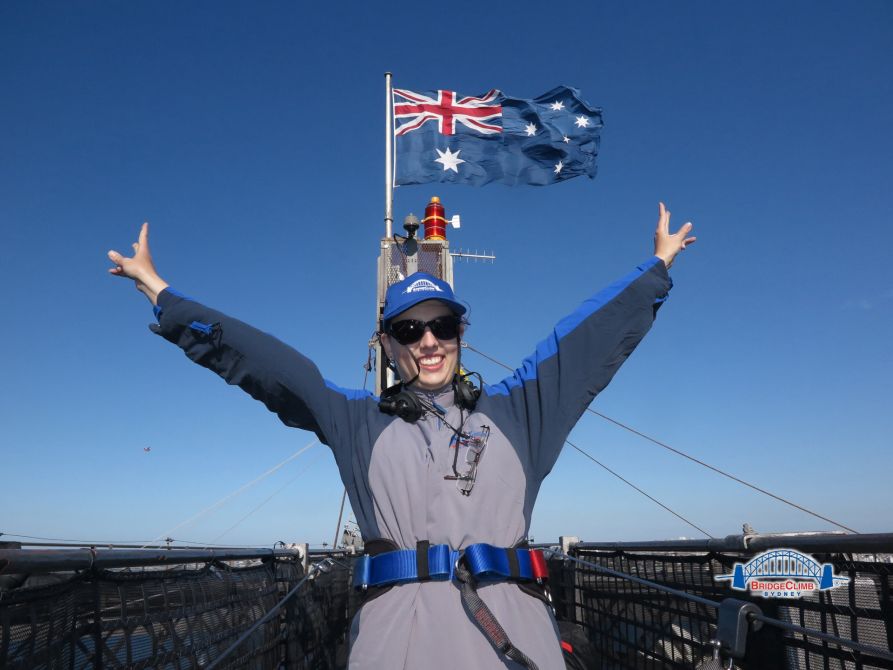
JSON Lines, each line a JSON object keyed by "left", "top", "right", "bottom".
{"left": 454, "top": 552, "right": 472, "bottom": 585}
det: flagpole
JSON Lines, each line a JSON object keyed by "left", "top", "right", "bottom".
{"left": 384, "top": 72, "right": 394, "bottom": 238}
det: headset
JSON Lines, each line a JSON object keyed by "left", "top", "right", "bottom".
{"left": 379, "top": 371, "right": 480, "bottom": 423}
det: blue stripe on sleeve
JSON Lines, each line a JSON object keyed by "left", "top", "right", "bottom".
{"left": 153, "top": 288, "right": 193, "bottom": 321}
{"left": 483, "top": 256, "right": 663, "bottom": 397}
{"left": 325, "top": 379, "right": 377, "bottom": 402}
{"left": 188, "top": 321, "right": 215, "bottom": 335}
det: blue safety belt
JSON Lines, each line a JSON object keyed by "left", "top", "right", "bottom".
{"left": 465, "top": 543, "right": 536, "bottom": 580}
{"left": 352, "top": 542, "right": 539, "bottom": 590}
{"left": 353, "top": 542, "right": 548, "bottom": 670}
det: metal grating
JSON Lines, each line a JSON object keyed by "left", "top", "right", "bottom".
{"left": 0, "top": 557, "right": 353, "bottom": 669}
{"left": 386, "top": 241, "right": 448, "bottom": 283}
{"left": 4, "top": 546, "right": 891, "bottom": 668}
{"left": 378, "top": 238, "right": 452, "bottom": 306}
{"left": 549, "top": 549, "right": 893, "bottom": 670}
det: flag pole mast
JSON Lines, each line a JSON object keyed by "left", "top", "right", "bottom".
{"left": 378, "top": 73, "right": 395, "bottom": 394}
{"left": 384, "top": 72, "right": 394, "bottom": 238}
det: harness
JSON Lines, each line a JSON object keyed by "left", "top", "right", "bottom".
{"left": 353, "top": 541, "right": 549, "bottom": 589}
{"left": 354, "top": 541, "right": 550, "bottom": 669}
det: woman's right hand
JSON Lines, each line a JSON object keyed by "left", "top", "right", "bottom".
{"left": 108, "top": 222, "right": 169, "bottom": 305}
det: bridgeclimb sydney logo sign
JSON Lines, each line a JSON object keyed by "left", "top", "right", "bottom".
{"left": 715, "top": 548, "right": 849, "bottom": 599}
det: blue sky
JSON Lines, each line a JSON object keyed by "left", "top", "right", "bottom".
{"left": 1, "top": 1, "right": 891, "bottom": 548}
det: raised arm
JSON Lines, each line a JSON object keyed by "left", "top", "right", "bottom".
{"left": 482, "top": 203, "right": 695, "bottom": 479}
{"left": 107, "top": 224, "right": 369, "bottom": 447}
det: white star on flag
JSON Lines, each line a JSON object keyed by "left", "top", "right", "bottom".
{"left": 554, "top": 161, "right": 564, "bottom": 174}
{"left": 550, "top": 101, "right": 565, "bottom": 111}
{"left": 563, "top": 135, "right": 571, "bottom": 143}
{"left": 524, "top": 123, "right": 537, "bottom": 136}
{"left": 574, "top": 115, "right": 590, "bottom": 128}
{"left": 434, "top": 147, "right": 465, "bottom": 173}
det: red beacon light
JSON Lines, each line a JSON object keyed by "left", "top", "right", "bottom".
{"left": 423, "top": 196, "right": 447, "bottom": 240}
{"left": 422, "top": 196, "right": 461, "bottom": 240}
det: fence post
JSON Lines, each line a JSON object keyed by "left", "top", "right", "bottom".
{"left": 92, "top": 577, "right": 103, "bottom": 670}
{"left": 300, "top": 544, "right": 309, "bottom": 576}
{"left": 559, "top": 537, "right": 582, "bottom": 625}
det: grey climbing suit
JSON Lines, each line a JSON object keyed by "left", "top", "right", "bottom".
{"left": 151, "top": 257, "right": 672, "bottom": 669}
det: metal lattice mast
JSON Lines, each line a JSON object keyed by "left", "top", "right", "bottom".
{"left": 375, "top": 198, "right": 455, "bottom": 395}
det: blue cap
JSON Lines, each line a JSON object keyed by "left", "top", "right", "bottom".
{"left": 382, "top": 272, "right": 467, "bottom": 324}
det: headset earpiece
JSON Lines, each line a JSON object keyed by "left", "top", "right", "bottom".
{"left": 452, "top": 373, "right": 480, "bottom": 411}
{"left": 378, "top": 384, "right": 425, "bottom": 423}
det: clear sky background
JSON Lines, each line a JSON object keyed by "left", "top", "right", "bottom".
{"left": 2, "top": 1, "right": 891, "bottom": 548}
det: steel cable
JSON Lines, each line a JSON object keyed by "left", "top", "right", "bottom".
{"left": 204, "top": 558, "right": 345, "bottom": 670}
{"left": 211, "top": 450, "right": 324, "bottom": 544}
{"left": 205, "top": 568, "right": 314, "bottom": 670}
{"left": 465, "top": 343, "right": 859, "bottom": 534}
{"left": 0, "top": 532, "right": 157, "bottom": 545}
{"left": 141, "top": 438, "right": 319, "bottom": 548}
{"left": 460, "top": 344, "right": 713, "bottom": 537}
{"left": 566, "top": 439, "right": 714, "bottom": 538}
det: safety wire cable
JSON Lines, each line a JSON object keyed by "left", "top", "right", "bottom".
{"left": 465, "top": 343, "right": 860, "bottom": 535}
{"left": 0, "top": 532, "right": 159, "bottom": 546}
{"left": 0, "top": 534, "right": 270, "bottom": 549}
{"left": 141, "top": 438, "right": 319, "bottom": 548}
{"left": 330, "top": 338, "right": 379, "bottom": 549}
{"left": 211, "top": 449, "right": 325, "bottom": 544}
{"left": 461, "top": 345, "right": 713, "bottom": 539}
{"left": 549, "top": 549, "right": 893, "bottom": 663}
{"left": 204, "top": 558, "right": 341, "bottom": 670}
{"left": 565, "top": 438, "right": 713, "bottom": 538}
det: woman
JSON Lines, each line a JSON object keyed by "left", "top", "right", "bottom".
{"left": 108, "top": 203, "right": 694, "bottom": 669}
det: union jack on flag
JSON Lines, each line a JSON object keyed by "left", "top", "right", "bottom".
{"left": 393, "top": 85, "right": 603, "bottom": 187}
{"left": 394, "top": 89, "right": 503, "bottom": 136}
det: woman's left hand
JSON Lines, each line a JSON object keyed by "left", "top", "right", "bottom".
{"left": 653, "top": 202, "right": 696, "bottom": 269}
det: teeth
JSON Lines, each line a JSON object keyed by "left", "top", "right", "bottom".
{"left": 420, "top": 356, "right": 443, "bottom": 365}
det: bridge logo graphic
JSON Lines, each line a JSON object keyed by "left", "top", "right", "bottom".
{"left": 715, "top": 548, "right": 849, "bottom": 598}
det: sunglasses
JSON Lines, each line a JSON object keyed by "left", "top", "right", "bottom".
{"left": 387, "top": 315, "right": 462, "bottom": 345}
{"left": 444, "top": 425, "right": 490, "bottom": 496}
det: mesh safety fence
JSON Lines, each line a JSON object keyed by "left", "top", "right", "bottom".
{"left": 385, "top": 240, "right": 447, "bottom": 286}
{"left": 0, "top": 556, "right": 353, "bottom": 670}
{"left": 4, "top": 549, "right": 891, "bottom": 668}
{"left": 548, "top": 549, "right": 893, "bottom": 670}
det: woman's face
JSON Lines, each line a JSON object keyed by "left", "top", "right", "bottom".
{"left": 381, "top": 300, "right": 463, "bottom": 391}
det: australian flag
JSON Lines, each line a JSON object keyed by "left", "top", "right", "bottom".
{"left": 394, "top": 85, "right": 603, "bottom": 187}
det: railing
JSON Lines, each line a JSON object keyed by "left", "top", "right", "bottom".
{"left": 547, "top": 533, "right": 893, "bottom": 669}
{"left": 2, "top": 532, "right": 892, "bottom": 668}
{"left": 0, "top": 544, "right": 352, "bottom": 669}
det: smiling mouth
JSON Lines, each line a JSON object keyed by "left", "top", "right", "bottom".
{"left": 418, "top": 355, "right": 445, "bottom": 369}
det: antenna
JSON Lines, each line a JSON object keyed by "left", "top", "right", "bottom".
{"left": 450, "top": 249, "right": 496, "bottom": 263}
